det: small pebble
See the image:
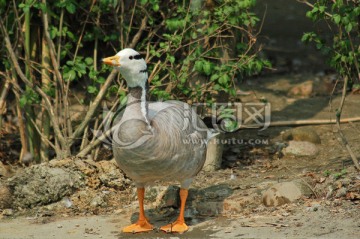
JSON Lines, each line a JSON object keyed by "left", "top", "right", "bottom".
{"left": 335, "top": 187, "right": 347, "bottom": 198}
{"left": 57, "top": 224, "right": 63, "bottom": 228}
{"left": 2, "top": 209, "right": 13, "bottom": 216}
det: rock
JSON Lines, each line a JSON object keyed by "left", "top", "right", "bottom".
{"left": 151, "top": 184, "right": 233, "bottom": 217}
{"left": 156, "top": 186, "right": 180, "bottom": 208}
{"left": 203, "top": 133, "right": 224, "bottom": 172}
{"left": 306, "top": 203, "right": 321, "bottom": 212}
{"left": 335, "top": 187, "right": 347, "bottom": 198}
{"left": 21, "top": 152, "right": 34, "bottom": 166}
{"left": 2, "top": 208, "right": 13, "bottom": 216}
{"left": 288, "top": 80, "right": 313, "bottom": 97}
{"left": 0, "top": 183, "right": 12, "bottom": 209}
{"left": 282, "top": 127, "right": 321, "bottom": 144}
{"left": 97, "top": 160, "right": 128, "bottom": 190}
{"left": 195, "top": 201, "right": 223, "bottom": 216}
{"left": 283, "top": 141, "right": 319, "bottom": 156}
{"left": 223, "top": 192, "right": 258, "bottom": 215}
{"left": 90, "top": 194, "right": 107, "bottom": 208}
{"left": 287, "top": 77, "right": 334, "bottom": 98}
{"left": 191, "top": 184, "right": 233, "bottom": 216}
{"left": 6, "top": 164, "right": 84, "bottom": 208}
{"left": 62, "top": 197, "right": 73, "bottom": 208}
{"left": 262, "top": 181, "right": 313, "bottom": 207}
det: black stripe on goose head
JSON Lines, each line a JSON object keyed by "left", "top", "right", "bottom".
{"left": 129, "top": 54, "right": 143, "bottom": 60}
{"left": 139, "top": 69, "right": 147, "bottom": 73}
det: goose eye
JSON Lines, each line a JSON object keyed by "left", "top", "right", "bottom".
{"left": 129, "top": 56, "right": 133, "bottom": 60}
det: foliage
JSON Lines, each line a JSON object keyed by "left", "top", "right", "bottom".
{"left": 333, "top": 169, "right": 347, "bottom": 179}
{"left": 140, "top": 0, "right": 270, "bottom": 102}
{"left": 323, "top": 169, "right": 348, "bottom": 179}
{"left": 301, "top": 0, "right": 360, "bottom": 86}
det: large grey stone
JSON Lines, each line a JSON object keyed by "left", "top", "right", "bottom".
{"left": 149, "top": 184, "right": 233, "bottom": 217}
{"left": 6, "top": 164, "right": 84, "bottom": 208}
{"left": 262, "top": 181, "right": 313, "bottom": 207}
{"left": 203, "top": 133, "right": 224, "bottom": 172}
{"left": 283, "top": 140, "right": 319, "bottom": 156}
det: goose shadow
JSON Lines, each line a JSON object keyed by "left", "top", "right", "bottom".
{"left": 119, "top": 184, "right": 233, "bottom": 237}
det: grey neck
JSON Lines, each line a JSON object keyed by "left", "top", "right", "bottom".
{"left": 127, "top": 85, "right": 150, "bottom": 126}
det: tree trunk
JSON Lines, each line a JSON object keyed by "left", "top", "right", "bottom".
{"left": 41, "top": 30, "right": 52, "bottom": 161}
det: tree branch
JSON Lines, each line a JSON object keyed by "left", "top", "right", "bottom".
{"left": 41, "top": 0, "right": 65, "bottom": 94}
{"left": 69, "top": 69, "right": 118, "bottom": 145}
{"left": 128, "top": 15, "right": 148, "bottom": 48}
{"left": 335, "top": 76, "right": 360, "bottom": 170}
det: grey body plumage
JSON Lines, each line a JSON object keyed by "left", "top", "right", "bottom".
{"left": 112, "top": 86, "right": 209, "bottom": 188}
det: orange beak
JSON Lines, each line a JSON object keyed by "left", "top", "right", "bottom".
{"left": 102, "top": 55, "right": 121, "bottom": 66}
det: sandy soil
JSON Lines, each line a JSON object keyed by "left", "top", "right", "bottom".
{"left": 1, "top": 205, "right": 359, "bottom": 239}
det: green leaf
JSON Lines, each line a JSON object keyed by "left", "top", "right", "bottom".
{"left": 66, "top": 3, "right": 76, "bottom": 14}
{"left": 333, "top": 14, "right": 341, "bottom": 24}
{"left": 153, "top": 4, "right": 159, "bottom": 12}
{"left": 87, "top": 85, "right": 97, "bottom": 94}
{"left": 97, "top": 77, "right": 105, "bottom": 84}
{"left": 49, "top": 26, "right": 58, "bottom": 39}
{"left": 19, "top": 96, "right": 27, "bottom": 107}
{"left": 229, "top": 88, "right": 236, "bottom": 96}
{"left": 219, "top": 74, "right": 230, "bottom": 85}
{"left": 85, "top": 57, "right": 93, "bottom": 65}
{"left": 180, "top": 77, "right": 186, "bottom": 83}
{"left": 66, "top": 60, "right": 74, "bottom": 66}
{"left": 191, "top": 32, "right": 197, "bottom": 39}
{"left": 210, "top": 74, "right": 219, "bottom": 81}
{"left": 203, "top": 61, "right": 212, "bottom": 75}
{"left": 168, "top": 56, "right": 175, "bottom": 64}
{"left": 345, "top": 23, "right": 352, "bottom": 32}
{"left": 66, "top": 30, "right": 75, "bottom": 41}
{"left": 63, "top": 69, "right": 76, "bottom": 81}
{"left": 194, "top": 60, "right": 203, "bottom": 72}
{"left": 213, "top": 84, "right": 221, "bottom": 91}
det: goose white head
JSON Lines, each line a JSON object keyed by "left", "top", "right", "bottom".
{"left": 102, "top": 48, "right": 148, "bottom": 88}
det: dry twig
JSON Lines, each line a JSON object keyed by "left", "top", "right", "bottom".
{"left": 334, "top": 76, "right": 360, "bottom": 170}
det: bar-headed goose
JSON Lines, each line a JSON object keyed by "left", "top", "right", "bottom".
{"left": 102, "top": 48, "right": 215, "bottom": 233}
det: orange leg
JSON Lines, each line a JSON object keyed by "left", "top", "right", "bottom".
{"left": 123, "top": 188, "right": 153, "bottom": 233}
{"left": 160, "top": 188, "right": 189, "bottom": 233}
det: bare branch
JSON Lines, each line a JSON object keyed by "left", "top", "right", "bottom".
{"left": 128, "top": 15, "right": 148, "bottom": 48}
{"left": 335, "top": 76, "right": 360, "bottom": 170}
{"left": 28, "top": 117, "right": 57, "bottom": 151}
{"left": 41, "top": 0, "right": 64, "bottom": 94}
{"left": 297, "top": 0, "right": 333, "bottom": 17}
{"left": 239, "top": 117, "right": 360, "bottom": 129}
{"left": 69, "top": 69, "right": 118, "bottom": 145}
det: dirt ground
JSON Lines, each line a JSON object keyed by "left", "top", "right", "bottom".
{"left": 1, "top": 1, "right": 360, "bottom": 239}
